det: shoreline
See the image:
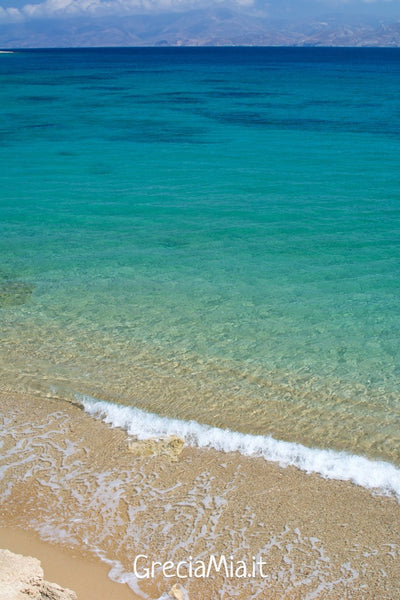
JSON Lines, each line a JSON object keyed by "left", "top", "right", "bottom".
{"left": 1, "top": 389, "right": 400, "bottom": 598}
{"left": 81, "top": 393, "right": 400, "bottom": 499}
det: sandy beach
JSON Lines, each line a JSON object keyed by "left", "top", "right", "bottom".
{"left": 1, "top": 389, "right": 400, "bottom": 599}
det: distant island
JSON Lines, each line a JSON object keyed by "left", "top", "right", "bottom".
{"left": 1, "top": 7, "right": 400, "bottom": 48}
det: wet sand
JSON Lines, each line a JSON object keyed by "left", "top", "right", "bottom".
{"left": 1, "top": 390, "right": 400, "bottom": 599}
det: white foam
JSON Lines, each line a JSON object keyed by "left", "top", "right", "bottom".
{"left": 78, "top": 394, "right": 400, "bottom": 501}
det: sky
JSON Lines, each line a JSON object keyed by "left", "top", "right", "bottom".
{"left": 1, "top": 0, "right": 399, "bottom": 24}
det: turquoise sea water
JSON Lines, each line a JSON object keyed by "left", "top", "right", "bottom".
{"left": 1, "top": 47, "right": 400, "bottom": 464}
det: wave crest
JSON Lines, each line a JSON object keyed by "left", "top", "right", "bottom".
{"left": 78, "top": 394, "right": 400, "bottom": 501}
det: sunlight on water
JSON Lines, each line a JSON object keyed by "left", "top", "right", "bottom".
{"left": 1, "top": 47, "right": 400, "bottom": 465}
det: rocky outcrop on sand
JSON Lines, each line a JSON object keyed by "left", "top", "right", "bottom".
{"left": 0, "top": 549, "right": 77, "bottom": 600}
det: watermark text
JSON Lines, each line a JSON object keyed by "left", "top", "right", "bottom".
{"left": 133, "top": 554, "right": 269, "bottom": 580}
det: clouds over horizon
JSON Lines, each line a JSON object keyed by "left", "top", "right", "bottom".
{"left": 0, "top": 0, "right": 254, "bottom": 23}
{"left": 0, "top": 0, "right": 398, "bottom": 24}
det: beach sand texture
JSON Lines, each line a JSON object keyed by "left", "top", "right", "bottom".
{"left": 1, "top": 391, "right": 399, "bottom": 599}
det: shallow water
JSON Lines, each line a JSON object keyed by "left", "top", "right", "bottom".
{"left": 1, "top": 47, "right": 400, "bottom": 469}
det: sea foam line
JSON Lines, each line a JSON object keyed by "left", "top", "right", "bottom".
{"left": 78, "top": 394, "right": 400, "bottom": 501}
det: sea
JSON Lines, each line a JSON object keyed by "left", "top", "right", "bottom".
{"left": 1, "top": 47, "right": 400, "bottom": 598}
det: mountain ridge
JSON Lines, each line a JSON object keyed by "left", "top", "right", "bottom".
{"left": 1, "top": 7, "right": 400, "bottom": 48}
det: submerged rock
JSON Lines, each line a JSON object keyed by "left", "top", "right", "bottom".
{"left": 0, "top": 549, "right": 77, "bottom": 600}
{"left": 0, "top": 279, "right": 34, "bottom": 307}
{"left": 157, "top": 583, "right": 188, "bottom": 600}
{"left": 128, "top": 435, "right": 185, "bottom": 462}
{"left": 168, "top": 583, "right": 187, "bottom": 600}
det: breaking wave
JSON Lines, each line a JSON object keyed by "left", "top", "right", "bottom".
{"left": 79, "top": 394, "right": 400, "bottom": 501}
